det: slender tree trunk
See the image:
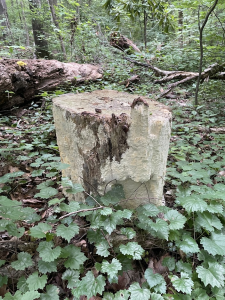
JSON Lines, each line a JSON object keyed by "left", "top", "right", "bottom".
{"left": 178, "top": 10, "right": 183, "bottom": 47}
{"left": 29, "top": 0, "right": 51, "bottom": 59}
{"left": 48, "top": 0, "right": 67, "bottom": 60}
{"left": 20, "top": 0, "right": 30, "bottom": 47}
{"left": 195, "top": 0, "right": 219, "bottom": 106}
{"left": 0, "top": 0, "right": 14, "bottom": 43}
{"left": 143, "top": 10, "right": 147, "bottom": 48}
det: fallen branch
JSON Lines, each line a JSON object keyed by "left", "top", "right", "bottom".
{"left": 124, "top": 56, "right": 225, "bottom": 98}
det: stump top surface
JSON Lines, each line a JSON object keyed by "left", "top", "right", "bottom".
{"left": 52, "top": 90, "right": 171, "bottom": 119}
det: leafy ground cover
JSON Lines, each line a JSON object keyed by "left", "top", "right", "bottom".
{"left": 0, "top": 76, "right": 225, "bottom": 299}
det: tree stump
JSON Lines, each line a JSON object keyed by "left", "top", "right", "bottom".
{"left": 52, "top": 90, "right": 172, "bottom": 208}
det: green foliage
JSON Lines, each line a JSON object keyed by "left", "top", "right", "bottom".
{"left": 1, "top": 60, "right": 225, "bottom": 300}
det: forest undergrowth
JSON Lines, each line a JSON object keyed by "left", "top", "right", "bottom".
{"left": 0, "top": 77, "right": 225, "bottom": 299}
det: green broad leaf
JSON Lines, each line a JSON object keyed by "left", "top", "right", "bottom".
{"left": 59, "top": 201, "right": 80, "bottom": 213}
{"left": 120, "top": 227, "right": 136, "bottom": 239}
{"left": 101, "top": 207, "right": 113, "bottom": 215}
{"left": 102, "top": 292, "right": 114, "bottom": 300}
{"left": 38, "top": 260, "right": 57, "bottom": 274}
{"left": 145, "top": 268, "right": 166, "bottom": 291}
{"left": 117, "top": 254, "right": 133, "bottom": 272}
{"left": 114, "top": 290, "right": 130, "bottom": 300}
{"left": 197, "top": 249, "right": 218, "bottom": 264}
{"left": 201, "top": 232, "right": 225, "bottom": 256}
{"left": 47, "top": 162, "right": 69, "bottom": 171}
{"left": 175, "top": 261, "right": 192, "bottom": 276}
{"left": 30, "top": 223, "right": 52, "bottom": 238}
{"left": 150, "top": 293, "right": 164, "bottom": 300}
{"left": 37, "top": 241, "right": 61, "bottom": 262}
{"left": 4, "top": 291, "right": 22, "bottom": 300}
{"left": 191, "top": 288, "right": 210, "bottom": 300}
{"left": 61, "top": 178, "right": 84, "bottom": 194}
{"left": 21, "top": 291, "right": 40, "bottom": 300}
{"left": 31, "top": 169, "right": 44, "bottom": 177}
{"left": 211, "top": 286, "right": 225, "bottom": 300}
{"left": 46, "top": 172, "right": 58, "bottom": 178}
{"left": 48, "top": 198, "right": 65, "bottom": 206}
{"left": 137, "top": 203, "right": 159, "bottom": 217}
{"left": 11, "top": 252, "right": 33, "bottom": 270}
{"left": 196, "top": 263, "right": 225, "bottom": 288}
{"left": 72, "top": 271, "right": 105, "bottom": 299}
{"left": 164, "top": 210, "right": 187, "bottom": 230}
{"left": 207, "top": 202, "right": 223, "bottom": 214}
{"left": 149, "top": 219, "right": 169, "bottom": 240}
{"left": 100, "top": 184, "right": 125, "bottom": 205}
{"left": 0, "top": 207, "right": 25, "bottom": 221}
{"left": 129, "top": 282, "right": 150, "bottom": 300}
{"left": 101, "top": 258, "right": 122, "bottom": 279}
{"left": 0, "top": 196, "right": 22, "bottom": 206}
{"left": 37, "top": 181, "right": 54, "bottom": 189}
{"left": 62, "top": 269, "right": 79, "bottom": 288}
{"left": 87, "top": 229, "right": 105, "bottom": 244}
{"left": 56, "top": 223, "right": 79, "bottom": 242}
{"left": 0, "top": 275, "right": 7, "bottom": 287}
{"left": 176, "top": 196, "right": 208, "bottom": 213}
{"left": 102, "top": 213, "right": 123, "bottom": 235}
{"left": 22, "top": 207, "right": 41, "bottom": 223}
{"left": 0, "top": 260, "right": 5, "bottom": 267}
{"left": 6, "top": 223, "right": 25, "bottom": 238}
{"left": 119, "top": 242, "right": 144, "bottom": 260}
{"left": 96, "top": 240, "right": 110, "bottom": 257}
{"left": 116, "top": 209, "right": 133, "bottom": 219}
{"left": 169, "top": 230, "right": 181, "bottom": 241}
{"left": 40, "top": 285, "right": 59, "bottom": 300}
{"left": 170, "top": 272, "right": 194, "bottom": 295}
{"left": 176, "top": 234, "right": 200, "bottom": 254}
{"left": 60, "top": 245, "right": 87, "bottom": 269}
{"left": 195, "top": 212, "right": 223, "bottom": 232}
{"left": 17, "top": 276, "right": 28, "bottom": 293}
{"left": 162, "top": 256, "right": 175, "bottom": 271}
{"left": 26, "top": 271, "right": 47, "bottom": 290}
{"left": 35, "top": 187, "right": 58, "bottom": 199}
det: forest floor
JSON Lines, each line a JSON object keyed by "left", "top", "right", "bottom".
{"left": 0, "top": 84, "right": 225, "bottom": 298}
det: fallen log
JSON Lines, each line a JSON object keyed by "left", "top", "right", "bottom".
{"left": 0, "top": 59, "right": 102, "bottom": 110}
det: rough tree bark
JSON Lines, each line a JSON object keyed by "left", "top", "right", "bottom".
{"left": 0, "top": 59, "right": 102, "bottom": 110}
{"left": 53, "top": 90, "right": 171, "bottom": 208}
{"left": 29, "top": 0, "right": 51, "bottom": 59}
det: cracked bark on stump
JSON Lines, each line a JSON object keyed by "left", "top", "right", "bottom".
{"left": 53, "top": 90, "right": 172, "bottom": 208}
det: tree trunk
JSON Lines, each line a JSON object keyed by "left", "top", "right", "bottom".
{"left": 29, "top": 0, "right": 51, "bottom": 59}
{"left": 20, "top": 0, "right": 30, "bottom": 47}
{"left": 194, "top": 0, "right": 219, "bottom": 105}
{"left": 0, "top": 0, "right": 13, "bottom": 43}
{"left": 53, "top": 90, "right": 172, "bottom": 207}
{"left": 48, "top": 0, "right": 67, "bottom": 60}
{"left": 0, "top": 59, "right": 102, "bottom": 110}
{"left": 178, "top": 10, "right": 183, "bottom": 47}
{"left": 143, "top": 10, "right": 147, "bottom": 48}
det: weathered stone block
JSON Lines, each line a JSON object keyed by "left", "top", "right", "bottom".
{"left": 52, "top": 90, "right": 172, "bottom": 208}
